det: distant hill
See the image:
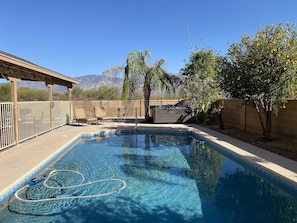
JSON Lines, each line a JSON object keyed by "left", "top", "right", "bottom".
{"left": 17, "top": 74, "right": 123, "bottom": 92}
{"left": 75, "top": 74, "right": 123, "bottom": 89}
{"left": 6, "top": 73, "right": 181, "bottom": 96}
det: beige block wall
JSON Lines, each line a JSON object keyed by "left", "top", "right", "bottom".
{"left": 271, "top": 100, "right": 297, "bottom": 139}
{"left": 245, "top": 105, "right": 262, "bottom": 135}
{"left": 73, "top": 99, "right": 180, "bottom": 119}
{"left": 221, "top": 99, "right": 297, "bottom": 140}
{"left": 73, "top": 98, "right": 297, "bottom": 141}
{"left": 219, "top": 100, "right": 243, "bottom": 130}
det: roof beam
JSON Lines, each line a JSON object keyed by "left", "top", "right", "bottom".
{"left": 0, "top": 51, "right": 78, "bottom": 88}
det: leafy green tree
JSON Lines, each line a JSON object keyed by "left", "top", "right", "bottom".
{"left": 96, "top": 85, "right": 120, "bottom": 100}
{"left": 53, "top": 92, "right": 68, "bottom": 101}
{"left": 1, "top": 84, "right": 67, "bottom": 101}
{"left": 0, "top": 83, "right": 11, "bottom": 102}
{"left": 17, "top": 87, "right": 47, "bottom": 101}
{"left": 220, "top": 23, "right": 297, "bottom": 140}
{"left": 105, "top": 50, "right": 180, "bottom": 120}
{"left": 71, "top": 87, "right": 85, "bottom": 100}
{"left": 84, "top": 89, "right": 97, "bottom": 100}
{"left": 181, "top": 49, "right": 220, "bottom": 121}
{"left": 71, "top": 86, "right": 121, "bottom": 100}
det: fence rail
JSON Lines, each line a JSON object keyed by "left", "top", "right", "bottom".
{"left": 0, "top": 99, "right": 179, "bottom": 150}
{"left": 52, "top": 101, "right": 71, "bottom": 128}
{"left": 18, "top": 101, "right": 51, "bottom": 142}
{"left": 0, "top": 103, "right": 15, "bottom": 150}
{"left": 0, "top": 101, "right": 72, "bottom": 150}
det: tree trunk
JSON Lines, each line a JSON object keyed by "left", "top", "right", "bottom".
{"left": 218, "top": 108, "right": 224, "bottom": 130}
{"left": 254, "top": 104, "right": 272, "bottom": 141}
{"left": 143, "top": 78, "right": 151, "bottom": 120}
{"left": 265, "top": 110, "right": 272, "bottom": 141}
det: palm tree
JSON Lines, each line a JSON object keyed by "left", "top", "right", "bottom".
{"left": 105, "top": 50, "right": 180, "bottom": 120}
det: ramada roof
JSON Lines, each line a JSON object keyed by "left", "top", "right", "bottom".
{"left": 0, "top": 50, "right": 79, "bottom": 88}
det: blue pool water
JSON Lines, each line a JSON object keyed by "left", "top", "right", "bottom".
{"left": 1, "top": 132, "right": 297, "bottom": 223}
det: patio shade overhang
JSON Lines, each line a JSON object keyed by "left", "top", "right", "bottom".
{"left": 0, "top": 50, "right": 79, "bottom": 88}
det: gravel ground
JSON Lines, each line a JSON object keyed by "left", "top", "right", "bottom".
{"left": 208, "top": 125, "right": 297, "bottom": 162}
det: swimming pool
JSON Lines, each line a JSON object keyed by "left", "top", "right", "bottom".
{"left": 1, "top": 131, "right": 297, "bottom": 222}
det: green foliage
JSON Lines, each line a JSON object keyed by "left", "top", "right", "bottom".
{"left": 0, "top": 83, "right": 11, "bottom": 102}
{"left": 0, "top": 84, "right": 69, "bottom": 101}
{"left": 221, "top": 23, "right": 297, "bottom": 105}
{"left": 96, "top": 85, "right": 120, "bottom": 100}
{"left": 181, "top": 49, "right": 220, "bottom": 118}
{"left": 220, "top": 23, "right": 297, "bottom": 140}
{"left": 53, "top": 92, "right": 68, "bottom": 101}
{"left": 121, "top": 66, "right": 130, "bottom": 101}
{"left": 72, "top": 86, "right": 121, "bottom": 100}
{"left": 122, "top": 50, "right": 180, "bottom": 119}
{"left": 122, "top": 50, "right": 151, "bottom": 102}
{"left": 0, "top": 84, "right": 120, "bottom": 101}
{"left": 17, "top": 87, "right": 48, "bottom": 101}
{"left": 104, "top": 50, "right": 181, "bottom": 119}
{"left": 71, "top": 87, "right": 85, "bottom": 99}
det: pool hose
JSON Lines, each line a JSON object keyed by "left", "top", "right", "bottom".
{"left": 14, "top": 169, "right": 126, "bottom": 202}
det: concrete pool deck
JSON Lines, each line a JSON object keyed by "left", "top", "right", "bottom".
{"left": 1, "top": 122, "right": 297, "bottom": 203}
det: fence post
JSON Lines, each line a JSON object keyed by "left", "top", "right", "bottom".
{"left": 47, "top": 84, "right": 53, "bottom": 130}
{"left": 139, "top": 99, "right": 142, "bottom": 117}
{"left": 135, "top": 107, "right": 137, "bottom": 129}
{"left": 9, "top": 77, "right": 20, "bottom": 145}
{"left": 68, "top": 88, "right": 73, "bottom": 124}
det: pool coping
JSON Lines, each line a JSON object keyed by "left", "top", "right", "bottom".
{"left": 1, "top": 123, "right": 297, "bottom": 204}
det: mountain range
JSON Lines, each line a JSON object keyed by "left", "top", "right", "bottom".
{"left": 17, "top": 74, "right": 123, "bottom": 92}
{"left": 74, "top": 74, "right": 123, "bottom": 89}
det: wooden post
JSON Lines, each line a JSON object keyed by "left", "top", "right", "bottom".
{"left": 8, "top": 77, "right": 20, "bottom": 145}
{"left": 139, "top": 99, "right": 142, "bottom": 117}
{"left": 68, "top": 87, "right": 72, "bottom": 102}
{"left": 68, "top": 87, "right": 72, "bottom": 124}
{"left": 47, "top": 83, "right": 53, "bottom": 129}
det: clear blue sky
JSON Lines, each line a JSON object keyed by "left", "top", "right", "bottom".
{"left": 1, "top": 0, "right": 296, "bottom": 79}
